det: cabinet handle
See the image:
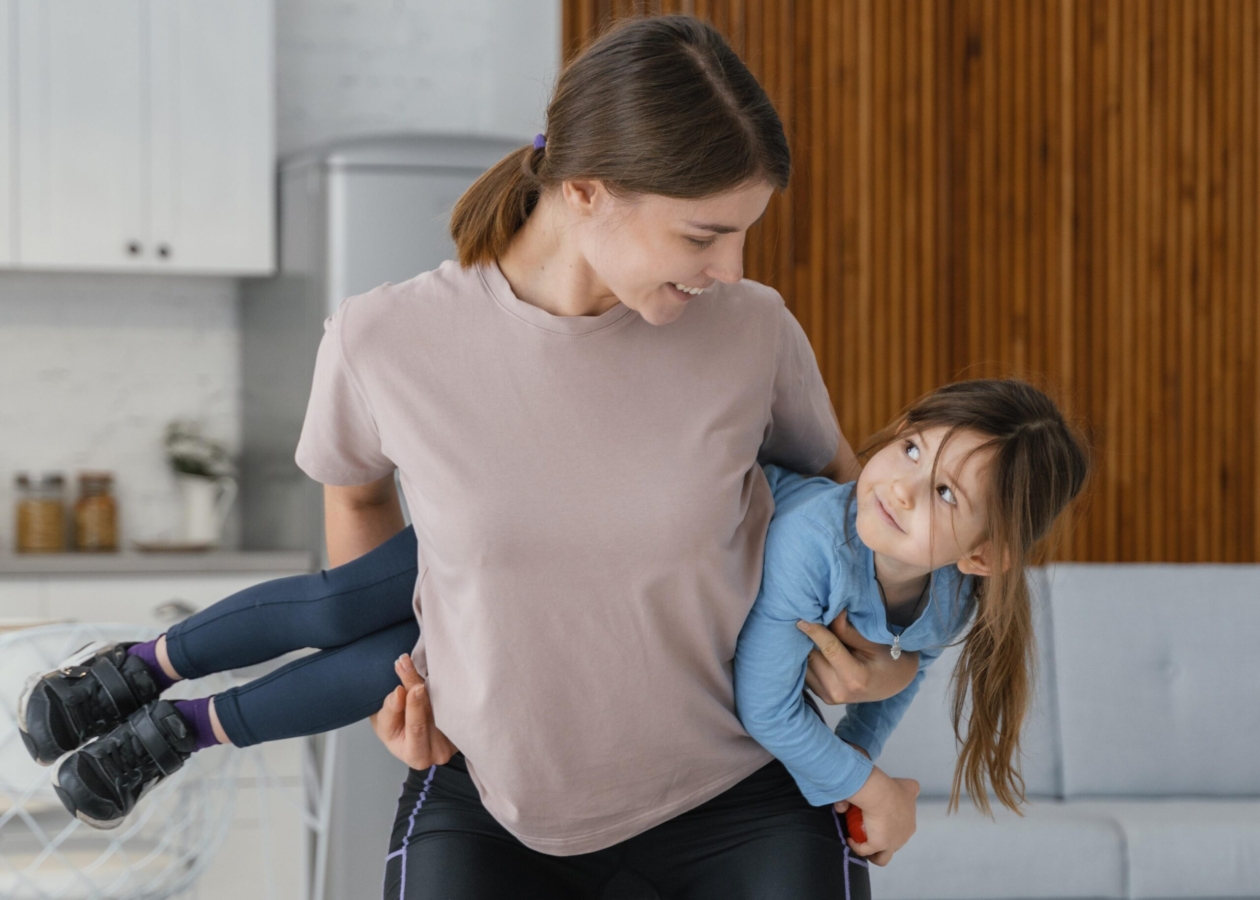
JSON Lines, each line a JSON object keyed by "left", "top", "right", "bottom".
{"left": 157, "top": 244, "right": 171, "bottom": 259}
{"left": 154, "top": 599, "right": 198, "bottom": 623}
{"left": 126, "top": 241, "right": 143, "bottom": 256}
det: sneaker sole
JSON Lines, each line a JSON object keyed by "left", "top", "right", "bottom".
{"left": 17, "top": 641, "right": 112, "bottom": 767}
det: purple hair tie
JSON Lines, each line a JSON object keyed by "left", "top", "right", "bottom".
{"left": 533, "top": 133, "right": 547, "bottom": 150}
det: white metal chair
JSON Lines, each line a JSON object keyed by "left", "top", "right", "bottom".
{"left": 0, "top": 622, "right": 240, "bottom": 900}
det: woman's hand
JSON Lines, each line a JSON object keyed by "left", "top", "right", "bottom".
{"left": 798, "top": 612, "right": 920, "bottom": 704}
{"left": 840, "top": 767, "right": 920, "bottom": 866}
{"left": 369, "top": 654, "right": 459, "bottom": 769}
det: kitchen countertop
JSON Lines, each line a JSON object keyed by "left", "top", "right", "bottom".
{"left": 0, "top": 550, "right": 317, "bottom": 576}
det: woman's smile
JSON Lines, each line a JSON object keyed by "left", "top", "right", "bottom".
{"left": 667, "top": 282, "right": 708, "bottom": 302}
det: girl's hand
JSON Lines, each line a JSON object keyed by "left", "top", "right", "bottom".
{"left": 369, "top": 654, "right": 459, "bottom": 769}
{"left": 840, "top": 767, "right": 920, "bottom": 866}
{"left": 799, "top": 612, "right": 920, "bottom": 704}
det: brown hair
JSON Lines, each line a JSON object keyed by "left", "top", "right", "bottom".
{"left": 449, "top": 15, "right": 791, "bottom": 267}
{"left": 859, "top": 379, "right": 1090, "bottom": 815}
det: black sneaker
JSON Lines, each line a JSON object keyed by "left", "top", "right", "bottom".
{"left": 53, "top": 700, "right": 195, "bottom": 829}
{"left": 18, "top": 642, "right": 163, "bottom": 765}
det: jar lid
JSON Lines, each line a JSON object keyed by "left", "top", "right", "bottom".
{"left": 78, "top": 470, "right": 114, "bottom": 484}
{"left": 39, "top": 472, "right": 66, "bottom": 488}
{"left": 14, "top": 472, "right": 31, "bottom": 487}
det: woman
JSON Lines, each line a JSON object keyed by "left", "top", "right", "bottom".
{"left": 304, "top": 15, "right": 895, "bottom": 899}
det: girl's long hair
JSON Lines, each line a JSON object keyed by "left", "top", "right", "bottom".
{"left": 859, "top": 379, "right": 1090, "bottom": 814}
{"left": 449, "top": 15, "right": 791, "bottom": 267}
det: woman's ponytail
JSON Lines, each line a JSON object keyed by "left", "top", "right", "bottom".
{"left": 450, "top": 144, "right": 544, "bottom": 268}
{"left": 447, "top": 15, "right": 792, "bottom": 269}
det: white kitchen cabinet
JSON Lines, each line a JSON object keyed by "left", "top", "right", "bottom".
{"left": 0, "top": 578, "right": 44, "bottom": 619}
{"left": 16, "top": 0, "right": 148, "bottom": 270}
{"left": 148, "top": 0, "right": 275, "bottom": 274}
{"left": 14, "top": 0, "right": 274, "bottom": 274}
{"left": 0, "top": 1, "right": 13, "bottom": 265}
{"left": 42, "top": 573, "right": 288, "bottom": 626}
{"left": 197, "top": 770, "right": 308, "bottom": 900}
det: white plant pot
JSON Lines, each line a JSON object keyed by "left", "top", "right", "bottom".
{"left": 177, "top": 475, "right": 237, "bottom": 547}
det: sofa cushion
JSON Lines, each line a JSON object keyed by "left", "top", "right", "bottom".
{"left": 867, "top": 799, "right": 1126, "bottom": 900}
{"left": 1069, "top": 800, "right": 1260, "bottom": 899}
{"left": 1047, "top": 564, "right": 1260, "bottom": 797}
{"left": 845, "top": 569, "right": 1061, "bottom": 799}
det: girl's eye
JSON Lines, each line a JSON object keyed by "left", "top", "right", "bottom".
{"left": 937, "top": 484, "right": 957, "bottom": 506}
{"left": 903, "top": 440, "right": 920, "bottom": 462}
{"left": 686, "top": 236, "right": 717, "bottom": 249}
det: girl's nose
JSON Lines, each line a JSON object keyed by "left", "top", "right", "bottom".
{"left": 889, "top": 478, "right": 913, "bottom": 508}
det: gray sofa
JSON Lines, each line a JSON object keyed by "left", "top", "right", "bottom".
{"left": 818, "top": 564, "right": 1260, "bottom": 900}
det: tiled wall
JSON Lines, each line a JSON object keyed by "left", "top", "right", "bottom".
{"left": 5, "top": 1, "right": 559, "bottom": 552}
{"left": 0, "top": 274, "right": 240, "bottom": 550}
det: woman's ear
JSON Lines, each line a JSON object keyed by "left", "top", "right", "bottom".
{"left": 956, "top": 540, "right": 999, "bottom": 577}
{"left": 561, "top": 179, "right": 604, "bottom": 218}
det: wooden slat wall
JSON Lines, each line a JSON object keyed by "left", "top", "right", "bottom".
{"left": 563, "top": 1, "right": 1260, "bottom": 563}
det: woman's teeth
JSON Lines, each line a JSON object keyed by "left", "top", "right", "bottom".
{"left": 673, "top": 283, "right": 705, "bottom": 296}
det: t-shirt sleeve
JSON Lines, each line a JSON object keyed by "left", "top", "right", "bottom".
{"left": 294, "top": 302, "right": 396, "bottom": 486}
{"left": 758, "top": 304, "right": 841, "bottom": 475}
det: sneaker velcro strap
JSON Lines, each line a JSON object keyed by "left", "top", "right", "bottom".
{"left": 45, "top": 676, "right": 92, "bottom": 730}
{"left": 131, "top": 707, "right": 185, "bottom": 777}
{"left": 90, "top": 657, "right": 141, "bottom": 719}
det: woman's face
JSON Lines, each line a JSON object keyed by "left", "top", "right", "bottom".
{"left": 571, "top": 179, "right": 776, "bottom": 326}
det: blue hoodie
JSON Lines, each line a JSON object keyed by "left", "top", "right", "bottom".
{"left": 734, "top": 464, "right": 975, "bottom": 806}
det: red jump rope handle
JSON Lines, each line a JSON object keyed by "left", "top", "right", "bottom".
{"left": 845, "top": 805, "right": 868, "bottom": 843}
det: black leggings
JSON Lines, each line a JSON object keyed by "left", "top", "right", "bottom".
{"left": 384, "top": 755, "right": 871, "bottom": 900}
{"left": 162, "top": 526, "right": 420, "bottom": 746}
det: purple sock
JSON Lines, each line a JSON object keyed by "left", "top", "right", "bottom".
{"left": 172, "top": 698, "right": 223, "bottom": 753}
{"left": 127, "top": 639, "right": 178, "bottom": 691}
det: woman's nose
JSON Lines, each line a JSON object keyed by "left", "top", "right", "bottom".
{"left": 889, "top": 478, "right": 913, "bottom": 508}
{"left": 704, "top": 238, "right": 745, "bottom": 284}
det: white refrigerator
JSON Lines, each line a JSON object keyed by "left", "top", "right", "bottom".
{"left": 239, "top": 133, "right": 520, "bottom": 900}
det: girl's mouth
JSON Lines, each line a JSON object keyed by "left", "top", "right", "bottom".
{"left": 875, "top": 495, "right": 905, "bottom": 533}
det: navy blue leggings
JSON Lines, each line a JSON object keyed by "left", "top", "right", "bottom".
{"left": 163, "top": 526, "right": 420, "bottom": 747}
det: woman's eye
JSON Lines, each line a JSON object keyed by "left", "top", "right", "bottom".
{"left": 686, "top": 236, "right": 717, "bottom": 249}
{"left": 937, "top": 484, "right": 957, "bottom": 506}
{"left": 903, "top": 440, "right": 920, "bottom": 462}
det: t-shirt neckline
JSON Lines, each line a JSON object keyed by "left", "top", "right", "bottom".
{"left": 480, "top": 260, "right": 637, "bottom": 335}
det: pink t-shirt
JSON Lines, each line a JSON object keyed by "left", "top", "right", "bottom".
{"left": 295, "top": 260, "right": 838, "bottom": 855}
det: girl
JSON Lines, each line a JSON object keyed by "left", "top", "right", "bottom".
{"left": 21, "top": 15, "right": 903, "bottom": 900}
{"left": 735, "top": 379, "right": 1090, "bottom": 865}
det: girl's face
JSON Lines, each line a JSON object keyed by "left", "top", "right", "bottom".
{"left": 570, "top": 179, "right": 775, "bottom": 326}
{"left": 855, "top": 426, "right": 996, "bottom": 577}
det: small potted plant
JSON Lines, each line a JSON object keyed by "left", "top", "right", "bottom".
{"left": 164, "top": 421, "right": 237, "bottom": 549}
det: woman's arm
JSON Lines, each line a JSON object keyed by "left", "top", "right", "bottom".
{"left": 324, "top": 475, "right": 406, "bottom": 566}
{"left": 799, "top": 612, "right": 921, "bottom": 704}
{"left": 325, "top": 474, "right": 460, "bottom": 768}
{"left": 814, "top": 421, "right": 861, "bottom": 483}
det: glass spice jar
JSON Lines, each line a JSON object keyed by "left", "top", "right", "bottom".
{"left": 74, "top": 471, "right": 119, "bottom": 552}
{"left": 16, "top": 472, "right": 68, "bottom": 553}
